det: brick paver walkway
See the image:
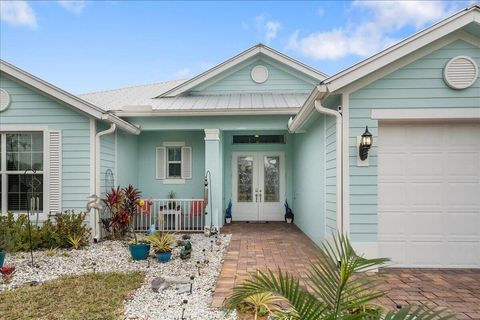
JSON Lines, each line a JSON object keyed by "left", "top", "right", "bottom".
{"left": 213, "top": 222, "right": 480, "bottom": 319}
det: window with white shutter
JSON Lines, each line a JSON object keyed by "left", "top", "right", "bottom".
{"left": 0, "top": 132, "right": 46, "bottom": 214}
{"left": 47, "top": 130, "right": 62, "bottom": 214}
{"left": 156, "top": 143, "right": 192, "bottom": 183}
{"left": 181, "top": 146, "right": 192, "bottom": 179}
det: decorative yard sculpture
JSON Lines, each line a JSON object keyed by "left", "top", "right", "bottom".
{"left": 180, "top": 241, "right": 192, "bottom": 260}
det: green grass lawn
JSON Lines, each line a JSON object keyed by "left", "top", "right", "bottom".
{"left": 0, "top": 271, "right": 145, "bottom": 320}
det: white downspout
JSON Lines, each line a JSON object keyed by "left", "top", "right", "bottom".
{"left": 314, "top": 100, "right": 343, "bottom": 234}
{"left": 93, "top": 123, "right": 116, "bottom": 241}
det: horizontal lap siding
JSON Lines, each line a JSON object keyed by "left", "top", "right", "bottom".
{"left": 348, "top": 39, "right": 480, "bottom": 242}
{"left": 0, "top": 74, "right": 91, "bottom": 213}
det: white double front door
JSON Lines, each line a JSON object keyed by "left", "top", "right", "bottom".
{"left": 232, "top": 152, "right": 285, "bottom": 221}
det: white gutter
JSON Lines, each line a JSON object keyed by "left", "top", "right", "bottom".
{"left": 102, "top": 113, "right": 140, "bottom": 135}
{"left": 93, "top": 123, "right": 116, "bottom": 241}
{"left": 314, "top": 99, "right": 343, "bottom": 234}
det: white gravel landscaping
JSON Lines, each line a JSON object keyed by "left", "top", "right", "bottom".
{"left": 2, "top": 233, "right": 236, "bottom": 320}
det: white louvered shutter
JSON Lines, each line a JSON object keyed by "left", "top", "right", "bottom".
{"left": 48, "top": 130, "right": 62, "bottom": 214}
{"left": 181, "top": 146, "right": 192, "bottom": 179}
{"left": 156, "top": 147, "right": 166, "bottom": 179}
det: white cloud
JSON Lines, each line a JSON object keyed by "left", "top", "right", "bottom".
{"left": 288, "top": 1, "right": 464, "bottom": 61}
{"left": 58, "top": 0, "right": 86, "bottom": 15}
{"left": 0, "top": 0, "right": 37, "bottom": 29}
{"left": 252, "top": 15, "right": 281, "bottom": 43}
{"left": 265, "top": 20, "right": 281, "bottom": 42}
{"left": 174, "top": 67, "right": 191, "bottom": 78}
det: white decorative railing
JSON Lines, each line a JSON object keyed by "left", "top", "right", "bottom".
{"left": 134, "top": 199, "right": 205, "bottom": 232}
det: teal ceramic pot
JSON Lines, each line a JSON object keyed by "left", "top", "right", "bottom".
{"left": 0, "top": 251, "right": 5, "bottom": 267}
{"left": 129, "top": 243, "right": 151, "bottom": 260}
{"left": 155, "top": 251, "right": 172, "bottom": 263}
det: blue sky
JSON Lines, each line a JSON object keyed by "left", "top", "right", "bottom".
{"left": 0, "top": 0, "right": 473, "bottom": 93}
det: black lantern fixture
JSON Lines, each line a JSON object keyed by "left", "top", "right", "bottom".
{"left": 359, "top": 126, "right": 373, "bottom": 161}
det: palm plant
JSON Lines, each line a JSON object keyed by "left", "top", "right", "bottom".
{"left": 224, "top": 234, "right": 453, "bottom": 320}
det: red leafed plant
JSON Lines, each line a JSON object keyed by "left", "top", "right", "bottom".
{"left": 1, "top": 265, "right": 16, "bottom": 283}
{"left": 101, "top": 185, "right": 141, "bottom": 239}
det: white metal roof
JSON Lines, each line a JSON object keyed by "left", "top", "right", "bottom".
{"left": 79, "top": 79, "right": 186, "bottom": 111}
{"left": 80, "top": 80, "right": 308, "bottom": 115}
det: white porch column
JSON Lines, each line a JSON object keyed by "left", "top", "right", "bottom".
{"left": 204, "top": 129, "right": 223, "bottom": 228}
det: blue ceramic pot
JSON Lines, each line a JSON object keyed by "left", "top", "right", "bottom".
{"left": 0, "top": 251, "right": 5, "bottom": 267}
{"left": 155, "top": 251, "right": 172, "bottom": 263}
{"left": 129, "top": 243, "right": 151, "bottom": 260}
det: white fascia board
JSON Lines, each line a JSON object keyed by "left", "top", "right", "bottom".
{"left": 287, "top": 85, "right": 328, "bottom": 133}
{"left": 102, "top": 114, "right": 141, "bottom": 135}
{"left": 112, "top": 107, "right": 300, "bottom": 117}
{"left": 371, "top": 108, "right": 480, "bottom": 120}
{"left": 0, "top": 60, "right": 104, "bottom": 119}
{"left": 158, "top": 44, "right": 327, "bottom": 98}
{"left": 324, "top": 7, "right": 480, "bottom": 93}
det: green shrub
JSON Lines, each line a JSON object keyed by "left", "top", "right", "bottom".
{"left": 0, "top": 211, "right": 91, "bottom": 252}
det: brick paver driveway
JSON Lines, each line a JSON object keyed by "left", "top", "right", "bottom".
{"left": 213, "top": 222, "right": 480, "bottom": 319}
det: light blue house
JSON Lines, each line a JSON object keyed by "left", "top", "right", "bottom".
{"left": 1, "top": 5, "right": 479, "bottom": 268}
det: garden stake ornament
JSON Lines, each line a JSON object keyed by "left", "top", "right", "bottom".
{"left": 24, "top": 169, "right": 41, "bottom": 268}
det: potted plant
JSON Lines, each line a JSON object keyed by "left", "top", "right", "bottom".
{"left": 284, "top": 200, "right": 294, "bottom": 224}
{"left": 235, "top": 293, "right": 285, "bottom": 320}
{"left": 103, "top": 185, "right": 151, "bottom": 260}
{"left": 145, "top": 232, "right": 175, "bottom": 263}
{"left": 167, "top": 190, "right": 177, "bottom": 210}
{"left": 225, "top": 200, "right": 232, "bottom": 224}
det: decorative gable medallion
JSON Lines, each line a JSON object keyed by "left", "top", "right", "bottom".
{"left": 0, "top": 88, "right": 11, "bottom": 112}
{"left": 443, "top": 56, "right": 478, "bottom": 90}
{"left": 251, "top": 65, "right": 269, "bottom": 83}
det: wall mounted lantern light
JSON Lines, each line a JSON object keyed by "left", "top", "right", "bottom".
{"left": 359, "top": 126, "right": 373, "bottom": 161}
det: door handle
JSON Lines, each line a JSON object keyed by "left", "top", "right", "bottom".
{"left": 255, "top": 192, "right": 258, "bottom": 202}
{"left": 258, "top": 190, "right": 262, "bottom": 202}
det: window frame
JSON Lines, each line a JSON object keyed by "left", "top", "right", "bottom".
{"left": 166, "top": 146, "right": 182, "bottom": 179}
{"left": 0, "top": 129, "right": 48, "bottom": 215}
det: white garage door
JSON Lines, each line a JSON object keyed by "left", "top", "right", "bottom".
{"left": 378, "top": 122, "right": 480, "bottom": 268}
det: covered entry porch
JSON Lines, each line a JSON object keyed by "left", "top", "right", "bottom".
{"left": 116, "top": 115, "right": 294, "bottom": 232}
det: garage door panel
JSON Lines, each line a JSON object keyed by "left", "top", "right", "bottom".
{"left": 407, "top": 242, "right": 444, "bottom": 266}
{"left": 378, "top": 122, "right": 480, "bottom": 268}
{"left": 407, "top": 153, "right": 443, "bottom": 176}
{"left": 378, "top": 153, "right": 407, "bottom": 176}
{"left": 379, "top": 212, "right": 408, "bottom": 236}
{"left": 407, "top": 183, "right": 443, "bottom": 206}
{"left": 408, "top": 212, "right": 443, "bottom": 236}
{"left": 378, "top": 182, "right": 407, "bottom": 206}
{"left": 379, "top": 242, "right": 406, "bottom": 266}
{"left": 410, "top": 126, "right": 443, "bottom": 147}
{"left": 446, "top": 182, "right": 480, "bottom": 206}
{"left": 446, "top": 212, "right": 480, "bottom": 236}
{"left": 446, "top": 242, "right": 480, "bottom": 267}
{"left": 446, "top": 153, "right": 480, "bottom": 176}
{"left": 445, "top": 123, "right": 480, "bottom": 147}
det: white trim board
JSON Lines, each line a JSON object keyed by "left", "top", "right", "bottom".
{"left": 371, "top": 108, "right": 480, "bottom": 120}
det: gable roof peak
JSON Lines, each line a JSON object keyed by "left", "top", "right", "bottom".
{"left": 157, "top": 44, "right": 328, "bottom": 98}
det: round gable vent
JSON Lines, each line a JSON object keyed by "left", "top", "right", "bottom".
{"left": 251, "top": 65, "right": 269, "bottom": 83}
{"left": 443, "top": 56, "right": 478, "bottom": 90}
{"left": 0, "top": 88, "right": 11, "bottom": 112}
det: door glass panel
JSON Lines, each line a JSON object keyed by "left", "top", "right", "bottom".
{"left": 264, "top": 156, "right": 280, "bottom": 202}
{"left": 237, "top": 156, "right": 254, "bottom": 202}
